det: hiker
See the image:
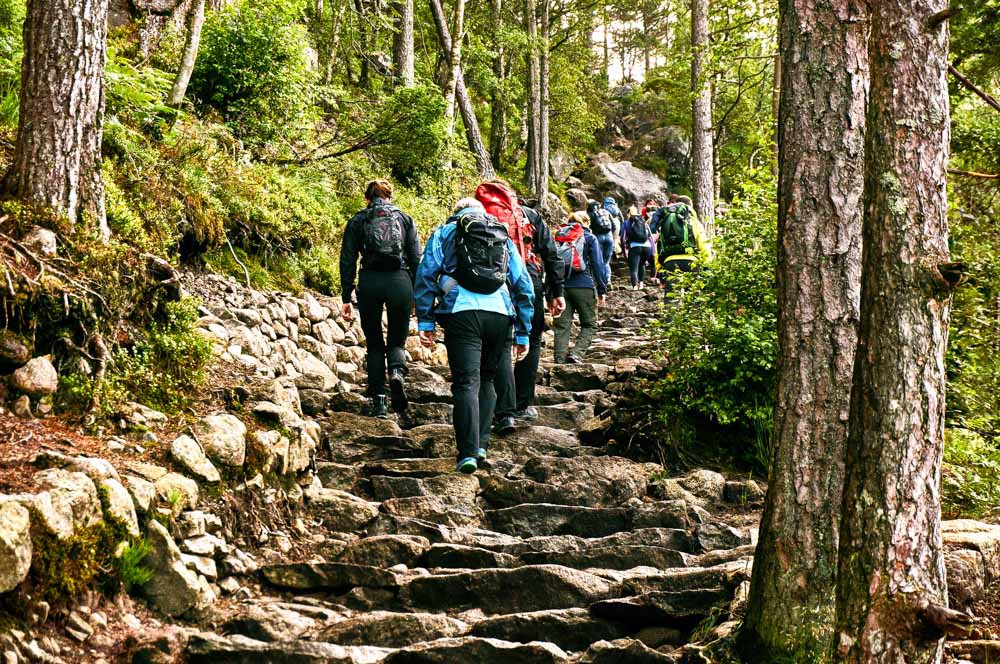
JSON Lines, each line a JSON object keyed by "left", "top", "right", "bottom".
{"left": 552, "top": 210, "right": 608, "bottom": 364}
{"left": 476, "top": 183, "right": 565, "bottom": 430}
{"left": 651, "top": 194, "right": 712, "bottom": 296}
{"left": 339, "top": 179, "right": 421, "bottom": 418}
{"left": 621, "top": 206, "right": 653, "bottom": 289}
{"left": 414, "top": 198, "right": 535, "bottom": 474}
{"left": 603, "top": 195, "right": 625, "bottom": 256}
{"left": 586, "top": 200, "right": 615, "bottom": 287}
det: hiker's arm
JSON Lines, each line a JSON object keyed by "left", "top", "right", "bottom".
{"left": 692, "top": 217, "right": 714, "bottom": 263}
{"left": 339, "top": 213, "right": 363, "bottom": 303}
{"left": 507, "top": 240, "right": 535, "bottom": 345}
{"left": 414, "top": 230, "right": 444, "bottom": 332}
{"left": 536, "top": 222, "right": 565, "bottom": 300}
{"left": 403, "top": 213, "right": 422, "bottom": 282}
{"left": 588, "top": 235, "right": 608, "bottom": 296}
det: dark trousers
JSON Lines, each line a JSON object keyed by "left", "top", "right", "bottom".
{"left": 495, "top": 291, "right": 546, "bottom": 416}
{"left": 628, "top": 245, "right": 652, "bottom": 286}
{"left": 442, "top": 310, "right": 512, "bottom": 461}
{"left": 357, "top": 269, "right": 412, "bottom": 397}
{"left": 660, "top": 259, "right": 695, "bottom": 297}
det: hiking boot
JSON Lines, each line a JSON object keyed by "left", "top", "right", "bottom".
{"left": 369, "top": 395, "right": 388, "bottom": 419}
{"left": 513, "top": 406, "right": 538, "bottom": 421}
{"left": 389, "top": 369, "right": 408, "bottom": 413}
{"left": 477, "top": 448, "right": 488, "bottom": 462}
{"left": 457, "top": 457, "right": 478, "bottom": 474}
{"left": 565, "top": 355, "right": 581, "bottom": 365}
{"left": 495, "top": 416, "right": 516, "bottom": 436}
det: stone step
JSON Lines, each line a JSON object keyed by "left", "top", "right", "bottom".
{"left": 401, "top": 565, "right": 621, "bottom": 615}
{"left": 485, "top": 502, "right": 696, "bottom": 540}
{"left": 381, "top": 637, "right": 570, "bottom": 664}
{"left": 316, "top": 611, "right": 468, "bottom": 649}
{"left": 261, "top": 562, "right": 403, "bottom": 593}
{"left": 185, "top": 632, "right": 391, "bottom": 663}
{"left": 469, "top": 608, "right": 632, "bottom": 654}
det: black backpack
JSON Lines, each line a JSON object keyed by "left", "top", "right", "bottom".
{"left": 453, "top": 211, "right": 510, "bottom": 294}
{"left": 659, "top": 204, "right": 695, "bottom": 256}
{"left": 591, "top": 208, "right": 614, "bottom": 235}
{"left": 363, "top": 203, "right": 406, "bottom": 270}
{"left": 628, "top": 217, "right": 650, "bottom": 244}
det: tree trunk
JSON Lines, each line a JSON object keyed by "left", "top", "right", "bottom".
{"left": 5, "top": 0, "right": 109, "bottom": 240}
{"left": 428, "top": 0, "right": 496, "bottom": 178}
{"left": 168, "top": 0, "right": 207, "bottom": 106}
{"left": 392, "top": 0, "right": 415, "bottom": 86}
{"left": 739, "top": 0, "right": 868, "bottom": 659}
{"left": 834, "top": 0, "right": 953, "bottom": 661}
{"left": 535, "top": 0, "right": 549, "bottom": 202}
{"left": 489, "top": 0, "right": 508, "bottom": 169}
{"left": 524, "top": 0, "right": 540, "bottom": 193}
{"left": 690, "top": 0, "right": 714, "bottom": 227}
{"left": 442, "top": 0, "right": 466, "bottom": 133}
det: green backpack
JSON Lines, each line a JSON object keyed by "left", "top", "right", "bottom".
{"left": 659, "top": 204, "right": 696, "bottom": 257}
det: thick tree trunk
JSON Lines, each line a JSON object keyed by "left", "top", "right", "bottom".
{"left": 428, "top": 0, "right": 495, "bottom": 178}
{"left": 834, "top": 1, "right": 953, "bottom": 662}
{"left": 535, "top": 0, "right": 549, "bottom": 202}
{"left": 489, "top": 0, "right": 508, "bottom": 168}
{"left": 5, "top": 0, "right": 109, "bottom": 240}
{"left": 392, "top": 0, "right": 414, "bottom": 86}
{"left": 168, "top": 0, "right": 207, "bottom": 106}
{"left": 690, "top": 0, "right": 714, "bottom": 227}
{"left": 524, "top": 0, "right": 540, "bottom": 192}
{"left": 740, "top": 0, "right": 868, "bottom": 659}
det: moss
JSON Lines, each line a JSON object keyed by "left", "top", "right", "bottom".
{"left": 26, "top": 516, "right": 130, "bottom": 604}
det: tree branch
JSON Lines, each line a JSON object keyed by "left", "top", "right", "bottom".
{"left": 949, "top": 63, "right": 1000, "bottom": 114}
{"left": 949, "top": 168, "right": 1000, "bottom": 180}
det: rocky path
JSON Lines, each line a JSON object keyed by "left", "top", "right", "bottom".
{"left": 178, "top": 275, "right": 763, "bottom": 664}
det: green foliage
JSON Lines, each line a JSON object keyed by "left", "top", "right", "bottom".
{"left": 116, "top": 538, "right": 154, "bottom": 591}
{"left": 371, "top": 84, "right": 449, "bottom": 182}
{"left": 647, "top": 175, "right": 778, "bottom": 468}
{"left": 190, "top": 0, "right": 317, "bottom": 146}
{"left": 943, "top": 428, "right": 1000, "bottom": 519}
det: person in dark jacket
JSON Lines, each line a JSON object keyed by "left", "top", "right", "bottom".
{"left": 493, "top": 197, "right": 566, "bottom": 427}
{"left": 414, "top": 198, "right": 535, "bottom": 474}
{"left": 621, "top": 206, "right": 653, "bottom": 289}
{"left": 553, "top": 211, "right": 608, "bottom": 364}
{"left": 339, "top": 179, "right": 422, "bottom": 418}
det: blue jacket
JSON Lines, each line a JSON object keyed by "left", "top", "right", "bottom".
{"left": 414, "top": 214, "right": 535, "bottom": 345}
{"left": 561, "top": 225, "right": 608, "bottom": 295}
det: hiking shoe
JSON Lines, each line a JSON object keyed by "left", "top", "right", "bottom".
{"left": 565, "top": 355, "right": 581, "bottom": 365}
{"left": 457, "top": 457, "right": 478, "bottom": 474}
{"left": 496, "top": 416, "right": 516, "bottom": 436}
{"left": 513, "top": 406, "right": 538, "bottom": 421}
{"left": 477, "top": 448, "right": 488, "bottom": 462}
{"left": 389, "top": 369, "right": 408, "bottom": 413}
{"left": 369, "top": 395, "right": 388, "bottom": 419}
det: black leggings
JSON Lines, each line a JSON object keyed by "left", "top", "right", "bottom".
{"left": 356, "top": 269, "right": 412, "bottom": 396}
{"left": 628, "top": 245, "right": 652, "bottom": 286}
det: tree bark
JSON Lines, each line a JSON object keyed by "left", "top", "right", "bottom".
{"left": 428, "top": 0, "right": 496, "bottom": 178}
{"left": 168, "top": 0, "right": 207, "bottom": 106}
{"left": 392, "top": 0, "right": 415, "bottom": 86}
{"left": 524, "top": 0, "right": 541, "bottom": 192}
{"left": 5, "top": 0, "right": 109, "bottom": 240}
{"left": 489, "top": 0, "right": 508, "bottom": 168}
{"left": 690, "top": 0, "right": 714, "bottom": 227}
{"left": 441, "top": 0, "right": 466, "bottom": 133}
{"left": 740, "top": 0, "right": 868, "bottom": 659}
{"left": 535, "top": 0, "right": 550, "bottom": 202}
{"left": 834, "top": 0, "right": 953, "bottom": 661}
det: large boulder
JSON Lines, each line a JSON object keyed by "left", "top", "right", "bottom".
{"left": 33, "top": 468, "right": 103, "bottom": 536}
{"left": 193, "top": 414, "right": 247, "bottom": 467}
{"left": 0, "top": 330, "right": 31, "bottom": 370}
{"left": 170, "top": 435, "right": 221, "bottom": 483}
{"left": 11, "top": 356, "right": 58, "bottom": 395}
{"left": 581, "top": 160, "right": 669, "bottom": 207}
{"left": 623, "top": 126, "right": 690, "bottom": 187}
{"left": 143, "top": 520, "right": 214, "bottom": 617}
{"left": 0, "top": 501, "right": 31, "bottom": 593}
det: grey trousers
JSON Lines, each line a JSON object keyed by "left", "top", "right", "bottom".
{"left": 553, "top": 288, "right": 598, "bottom": 362}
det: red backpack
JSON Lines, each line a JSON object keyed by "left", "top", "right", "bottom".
{"left": 554, "top": 223, "right": 587, "bottom": 277}
{"left": 475, "top": 182, "right": 542, "bottom": 271}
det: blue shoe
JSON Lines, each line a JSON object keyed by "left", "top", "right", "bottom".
{"left": 477, "top": 448, "right": 488, "bottom": 462}
{"left": 457, "top": 457, "right": 478, "bottom": 474}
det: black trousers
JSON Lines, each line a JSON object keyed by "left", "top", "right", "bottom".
{"left": 628, "top": 245, "right": 652, "bottom": 286}
{"left": 442, "top": 310, "right": 512, "bottom": 461}
{"left": 357, "top": 269, "right": 412, "bottom": 397}
{"left": 495, "top": 291, "right": 546, "bottom": 417}
{"left": 660, "top": 259, "right": 695, "bottom": 297}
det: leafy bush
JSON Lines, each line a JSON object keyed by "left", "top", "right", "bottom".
{"left": 943, "top": 428, "right": 1000, "bottom": 519}
{"left": 371, "top": 84, "right": 449, "bottom": 183}
{"left": 190, "top": 0, "right": 317, "bottom": 146}
{"left": 647, "top": 175, "right": 778, "bottom": 468}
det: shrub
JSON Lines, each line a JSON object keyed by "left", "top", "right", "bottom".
{"left": 646, "top": 175, "right": 778, "bottom": 468}
{"left": 189, "top": 0, "right": 317, "bottom": 147}
{"left": 943, "top": 428, "right": 1000, "bottom": 519}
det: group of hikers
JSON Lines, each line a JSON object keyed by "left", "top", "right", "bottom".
{"left": 339, "top": 179, "right": 711, "bottom": 474}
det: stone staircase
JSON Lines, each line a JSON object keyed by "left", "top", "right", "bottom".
{"left": 180, "top": 280, "right": 762, "bottom": 663}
